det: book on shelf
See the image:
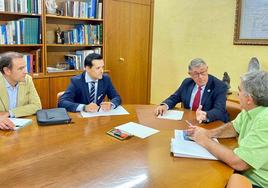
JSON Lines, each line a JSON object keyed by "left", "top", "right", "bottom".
{"left": 63, "top": 48, "right": 101, "bottom": 71}
{"left": 64, "top": 54, "right": 78, "bottom": 70}
{"left": 62, "top": 0, "right": 102, "bottom": 19}
{"left": 171, "top": 130, "right": 218, "bottom": 160}
{"left": 58, "top": 24, "right": 102, "bottom": 45}
{"left": 75, "top": 49, "right": 94, "bottom": 69}
{"left": 0, "top": 0, "right": 41, "bottom": 14}
{"left": 21, "top": 49, "right": 41, "bottom": 74}
{"left": 0, "top": 0, "right": 4, "bottom": 12}
{"left": 97, "top": 2, "right": 102, "bottom": 19}
{"left": 31, "top": 49, "right": 41, "bottom": 73}
{"left": 0, "top": 17, "right": 40, "bottom": 45}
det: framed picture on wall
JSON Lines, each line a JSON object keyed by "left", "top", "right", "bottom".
{"left": 234, "top": 0, "right": 268, "bottom": 45}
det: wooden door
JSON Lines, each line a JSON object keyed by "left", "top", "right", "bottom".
{"left": 105, "top": 0, "right": 153, "bottom": 104}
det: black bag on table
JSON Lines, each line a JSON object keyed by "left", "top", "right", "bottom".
{"left": 36, "top": 108, "right": 71, "bottom": 125}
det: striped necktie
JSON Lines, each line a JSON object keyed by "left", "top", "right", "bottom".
{"left": 89, "top": 81, "right": 96, "bottom": 103}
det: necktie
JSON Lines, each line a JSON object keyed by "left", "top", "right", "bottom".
{"left": 89, "top": 81, "right": 96, "bottom": 103}
{"left": 192, "top": 86, "right": 202, "bottom": 111}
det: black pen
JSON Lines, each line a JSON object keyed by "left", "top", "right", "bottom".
{"left": 97, "top": 106, "right": 101, "bottom": 112}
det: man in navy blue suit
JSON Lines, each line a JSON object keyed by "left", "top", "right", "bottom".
{"left": 58, "top": 53, "right": 121, "bottom": 112}
{"left": 155, "top": 58, "right": 228, "bottom": 123}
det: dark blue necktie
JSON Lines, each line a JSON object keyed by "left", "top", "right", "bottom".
{"left": 89, "top": 81, "right": 96, "bottom": 103}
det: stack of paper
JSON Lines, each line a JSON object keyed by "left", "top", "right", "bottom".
{"left": 9, "top": 118, "right": 32, "bottom": 130}
{"left": 115, "top": 122, "right": 159, "bottom": 139}
{"left": 171, "top": 130, "right": 218, "bottom": 160}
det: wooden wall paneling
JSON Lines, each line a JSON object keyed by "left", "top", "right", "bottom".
{"left": 33, "top": 77, "right": 50, "bottom": 109}
{"left": 49, "top": 76, "right": 73, "bottom": 108}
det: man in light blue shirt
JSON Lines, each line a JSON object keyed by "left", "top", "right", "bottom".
{"left": 0, "top": 52, "right": 41, "bottom": 130}
{"left": 4, "top": 78, "right": 19, "bottom": 117}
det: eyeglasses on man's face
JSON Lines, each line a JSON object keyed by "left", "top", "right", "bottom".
{"left": 189, "top": 70, "right": 208, "bottom": 78}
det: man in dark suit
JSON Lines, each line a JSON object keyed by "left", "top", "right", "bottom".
{"left": 58, "top": 53, "right": 121, "bottom": 112}
{"left": 155, "top": 58, "right": 228, "bottom": 123}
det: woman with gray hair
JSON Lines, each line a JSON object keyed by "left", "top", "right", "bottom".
{"left": 186, "top": 70, "right": 268, "bottom": 188}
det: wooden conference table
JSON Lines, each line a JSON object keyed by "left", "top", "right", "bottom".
{"left": 0, "top": 105, "right": 237, "bottom": 188}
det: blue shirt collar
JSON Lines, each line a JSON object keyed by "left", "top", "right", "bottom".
{"left": 4, "top": 77, "right": 18, "bottom": 89}
{"left": 85, "top": 72, "right": 98, "bottom": 83}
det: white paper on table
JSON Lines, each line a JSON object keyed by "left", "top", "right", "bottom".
{"left": 80, "top": 105, "right": 129, "bottom": 118}
{"left": 9, "top": 118, "right": 32, "bottom": 130}
{"left": 157, "top": 110, "right": 184, "bottom": 120}
{"left": 115, "top": 122, "right": 159, "bottom": 139}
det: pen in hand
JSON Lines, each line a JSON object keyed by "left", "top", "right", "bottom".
{"left": 184, "top": 120, "right": 196, "bottom": 141}
{"left": 185, "top": 120, "right": 195, "bottom": 127}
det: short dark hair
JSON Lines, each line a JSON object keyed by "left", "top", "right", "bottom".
{"left": 0, "top": 51, "right": 23, "bottom": 74}
{"left": 84, "top": 53, "right": 102, "bottom": 68}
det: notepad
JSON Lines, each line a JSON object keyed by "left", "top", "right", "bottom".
{"left": 81, "top": 105, "right": 129, "bottom": 118}
{"left": 157, "top": 110, "right": 184, "bottom": 120}
{"left": 115, "top": 122, "right": 159, "bottom": 139}
{"left": 9, "top": 118, "right": 32, "bottom": 130}
{"left": 171, "top": 130, "right": 218, "bottom": 160}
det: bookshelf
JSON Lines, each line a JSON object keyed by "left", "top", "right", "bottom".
{"left": 1, "top": 0, "right": 154, "bottom": 106}
{"left": 44, "top": 0, "right": 103, "bottom": 72}
{"left": 0, "top": 0, "right": 104, "bottom": 108}
{"left": 0, "top": 0, "right": 44, "bottom": 75}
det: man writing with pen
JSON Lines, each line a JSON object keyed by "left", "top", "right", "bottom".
{"left": 186, "top": 71, "right": 268, "bottom": 188}
{"left": 58, "top": 53, "right": 121, "bottom": 112}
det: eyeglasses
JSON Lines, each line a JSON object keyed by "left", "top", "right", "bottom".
{"left": 189, "top": 70, "right": 208, "bottom": 78}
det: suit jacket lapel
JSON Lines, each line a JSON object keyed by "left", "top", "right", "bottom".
{"left": 17, "top": 81, "right": 26, "bottom": 106}
{"left": 0, "top": 74, "right": 9, "bottom": 110}
{"left": 185, "top": 81, "right": 195, "bottom": 108}
{"left": 82, "top": 73, "right": 91, "bottom": 103}
{"left": 97, "top": 79, "right": 103, "bottom": 103}
{"left": 201, "top": 76, "right": 212, "bottom": 106}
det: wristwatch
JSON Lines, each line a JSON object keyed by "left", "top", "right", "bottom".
{"left": 83, "top": 105, "right": 86, "bottom": 111}
{"left": 203, "top": 118, "right": 210, "bottom": 123}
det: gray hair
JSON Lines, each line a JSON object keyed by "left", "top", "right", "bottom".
{"left": 188, "top": 58, "right": 207, "bottom": 71}
{"left": 248, "top": 57, "right": 260, "bottom": 72}
{"left": 241, "top": 70, "right": 268, "bottom": 106}
{"left": 0, "top": 51, "right": 23, "bottom": 74}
